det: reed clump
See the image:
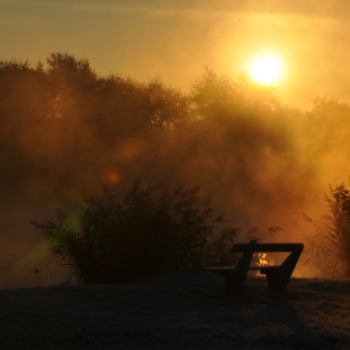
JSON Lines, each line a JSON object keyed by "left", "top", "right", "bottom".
{"left": 304, "top": 184, "right": 350, "bottom": 278}
{"left": 31, "top": 178, "right": 280, "bottom": 284}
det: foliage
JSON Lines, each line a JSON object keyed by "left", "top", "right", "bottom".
{"left": 31, "top": 178, "right": 281, "bottom": 284}
{"left": 304, "top": 184, "right": 350, "bottom": 278}
{"left": 31, "top": 179, "right": 222, "bottom": 283}
{"left": 0, "top": 51, "right": 309, "bottom": 212}
{"left": 190, "top": 68, "right": 280, "bottom": 120}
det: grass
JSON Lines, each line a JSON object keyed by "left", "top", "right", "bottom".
{"left": 1, "top": 272, "right": 350, "bottom": 349}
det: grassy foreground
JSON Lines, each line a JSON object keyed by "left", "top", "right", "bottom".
{"left": 1, "top": 272, "right": 349, "bottom": 350}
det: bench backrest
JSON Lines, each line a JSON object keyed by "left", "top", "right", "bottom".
{"left": 231, "top": 242, "right": 304, "bottom": 253}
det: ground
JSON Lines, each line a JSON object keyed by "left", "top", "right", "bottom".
{"left": 0, "top": 272, "right": 349, "bottom": 349}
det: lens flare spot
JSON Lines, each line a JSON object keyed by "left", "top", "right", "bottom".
{"left": 101, "top": 167, "right": 121, "bottom": 187}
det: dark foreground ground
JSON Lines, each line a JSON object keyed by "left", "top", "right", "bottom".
{"left": 0, "top": 272, "right": 349, "bottom": 350}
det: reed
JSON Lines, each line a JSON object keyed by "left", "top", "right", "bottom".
{"left": 304, "top": 184, "right": 350, "bottom": 278}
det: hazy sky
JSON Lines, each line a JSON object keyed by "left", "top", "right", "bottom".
{"left": 1, "top": 0, "right": 350, "bottom": 108}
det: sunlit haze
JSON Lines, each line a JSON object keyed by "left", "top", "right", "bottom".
{"left": 2, "top": 0, "right": 350, "bottom": 289}
{"left": 1, "top": 1, "right": 350, "bottom": 108}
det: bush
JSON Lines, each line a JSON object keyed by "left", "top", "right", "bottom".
{"left": 31, "top": 179, "right": 281, "bottom": 284}
{"left": 31, "top": 179, "right": 224, "bottom": 283}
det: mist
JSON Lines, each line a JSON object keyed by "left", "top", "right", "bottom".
{"left": 0, "top": 52, "right": 349, "bottom": 288}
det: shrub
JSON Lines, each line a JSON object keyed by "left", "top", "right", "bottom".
{"left": 31, "top": 179, "right": 224, "bottom": 283}
{"left": 31, "top": 179, "right": 281, "bottom": 284}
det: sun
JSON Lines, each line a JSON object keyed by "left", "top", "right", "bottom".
{"left": 248, "top": 54, "right": 284, "bottom": 85}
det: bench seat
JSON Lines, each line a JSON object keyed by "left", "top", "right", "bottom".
{"left": 204, "top": 265, "right": 282, "bottom": 272}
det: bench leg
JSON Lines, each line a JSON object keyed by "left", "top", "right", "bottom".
{"left": 264, "top": 270, "right": 289, "bottom": 291}
{"left": 224, "top": 272, "right": 244, "bottom": 294}
{"left": 261, "top": 245, "right": 303, "bottom": 291}
{"left": 224, "top": 240, "right": 258, "bottom": 294}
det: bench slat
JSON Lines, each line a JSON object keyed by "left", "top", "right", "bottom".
{"left": 249, "top": 265, "right": 281, "bottom": 270}
{"left": 203, "top": 266, "right": 235, "bottom": 271}
{"left": 204, "top": 265, "right": 282, "bottom": 272}
{"left": 231, "top": 243, "right": 303, "bottom": 253}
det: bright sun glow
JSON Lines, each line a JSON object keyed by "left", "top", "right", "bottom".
{"left": 248, "top": 54, "right": 284, "bottom": 85}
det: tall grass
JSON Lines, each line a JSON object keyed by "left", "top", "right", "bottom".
{"left": 304, "top": 184, "right": 350, "bottom": 278}
{"left": 31, "top": 178, "right": 281, "bottom": 284}
{"left": 31, "top": 179, "right": 223, "bottom": 283}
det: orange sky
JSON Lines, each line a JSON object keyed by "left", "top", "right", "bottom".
{"left": 1, "top": 0, "right": 350, "bottom": 109}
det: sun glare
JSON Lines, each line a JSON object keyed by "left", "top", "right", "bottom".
{"left": 248, "top": 54, "right": 284, "bottom": 85}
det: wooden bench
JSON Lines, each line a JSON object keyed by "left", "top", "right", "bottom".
{"left": 204, "top": 240, "right": 304, "bottom": 294}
